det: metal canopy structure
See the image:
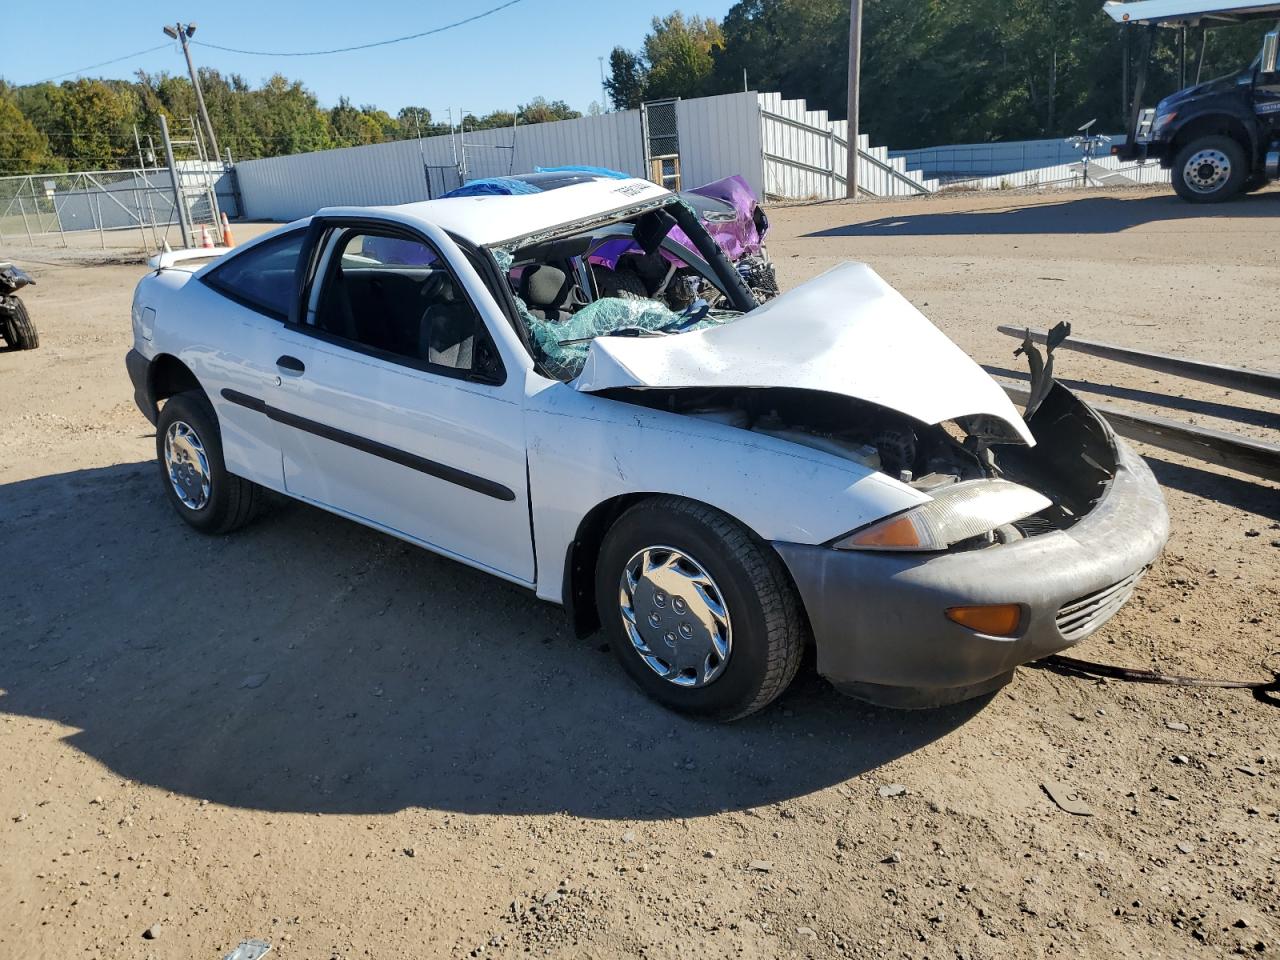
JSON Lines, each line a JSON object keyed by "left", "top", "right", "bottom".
{"left": 1106, "top": 0, "right": 1280, "bottom": 151}
{"left": 1103, "top": 0, "right": 1280, "bottom": 26}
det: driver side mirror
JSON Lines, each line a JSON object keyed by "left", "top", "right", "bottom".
{"left": 1263, "top": 31, "right": 1279, "bottom": 75}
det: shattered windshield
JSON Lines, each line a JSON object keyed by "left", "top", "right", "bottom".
{"left": 490, "top": 199, "right": 745, "bottom": 381}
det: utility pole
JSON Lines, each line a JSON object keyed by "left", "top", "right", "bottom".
{"left": 164, "top": 23, "right": 220, "bottom": 164}
{"left": 598, "top": 56, "right": 608, "bottom": 111}
{"left": 845, "top": 0, "right": 863, "bottom": 199}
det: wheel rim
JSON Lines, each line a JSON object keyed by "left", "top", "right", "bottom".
{"left": 1183, "top": 148, "right": 1231, "bottom": 193}
{"left": 164, "top": 420, "right": 211, "bottom": 510}
{"left": 618, "top": 545, "right": 732, "bottom": 688}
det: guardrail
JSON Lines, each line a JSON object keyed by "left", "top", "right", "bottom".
{"left": 996, "top": 325, "right": 1280, "bottom": 483}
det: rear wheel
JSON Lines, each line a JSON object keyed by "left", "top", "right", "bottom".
{"left": 595, "top": 496, "right": 805, "bottom": 721}
{"left": 1, "top": 299, "right": 38, "bottom": 350}
{"left": 155, "top": 391, "right": 262, "bottom": 534}
{"left": 1171, "top": 135, "right": 1247, "bottom": 203}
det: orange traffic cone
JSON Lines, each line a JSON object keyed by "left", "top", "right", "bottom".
{"left": 200, "top": 225, "right": 214, "bottom": 249}
{"left": 220, "top": 211, "right": 236, "bottom": 248}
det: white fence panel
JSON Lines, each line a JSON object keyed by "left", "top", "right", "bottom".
{"left": 758, "top": 93, "right": 936, "bottom": 200}
{"left": 893, "top": 136, "right": 1130, "bottom": 180}
{"left": 948, "top": 155, "right": 1171, "bottom": 190}
{"left": 506, "top": 109, "right": 646, "bottom": 180}
{"left": 237, "top": 110, "right": 648, "bottom": 221}
{"left": 675, "top": 92, "right": 764, "bottom": 197}
{"left": 237, "top": 140, "right": 427, "bottom": 220}
{"left": 234, "top": 91, "right": 944, "bottom": 220}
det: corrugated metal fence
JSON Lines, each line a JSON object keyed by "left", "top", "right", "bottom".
{"left": 233, "top": 91, "right": 939, "bottom": 220}
{"left": 757, "top": 93, "right": 936, "bottom": 199}
{"left": 891, "top": 135, "right": 1134, "bottom": 181}
{"left": 236, "top": 109, "right": 647, "bottom": 221}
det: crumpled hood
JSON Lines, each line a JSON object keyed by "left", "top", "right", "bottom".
{"left": 574, "top": 261, "right": 1034, "bottom": 445}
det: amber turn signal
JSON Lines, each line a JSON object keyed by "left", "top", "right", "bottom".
{"left": 842, "top": 514, "right": 922, "bottom": 549}
{"left": 944, "top": 603, "right": 1022, "bottom": 637}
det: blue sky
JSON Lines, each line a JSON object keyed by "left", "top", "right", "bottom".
{"left": 6, "top": 1, "right": 734, "bottom": 116}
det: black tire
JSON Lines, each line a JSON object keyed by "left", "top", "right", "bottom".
{"left": 592, "top": 264, "right": 650, "bottom": 300}
{"left": 595, "top": 496, "right": 805, "bottom": 721}
{"left": 2, "top": 299, "right": 38, "bottom": 350}
{"left": 155, "top": 391, "right": 262, "bottom": 534}
{"left": 1171, "top": 135, "right": 1248, "bottom": 203}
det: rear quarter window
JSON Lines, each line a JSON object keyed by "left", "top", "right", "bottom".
{"left": 202, "top": 229, "right": 306, "bottom": 319}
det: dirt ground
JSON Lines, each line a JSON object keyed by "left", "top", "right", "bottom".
{"left": 2, "top": 185, "right": 1277, "bottom": 960}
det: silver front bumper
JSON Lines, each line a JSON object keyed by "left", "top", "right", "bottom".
{"left": 774, "top": 436, "right": 1169, "bottom": 708}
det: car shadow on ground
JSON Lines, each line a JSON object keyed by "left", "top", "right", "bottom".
{"left": 0, "top": 462, "right": 984, "bottom": 820}
{"left": 804, "top": 190, "right": 1280, "bottom": 237}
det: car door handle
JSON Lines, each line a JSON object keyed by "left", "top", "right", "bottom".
{"left": 276, "top": 355, "right": 305, "bottom": 373}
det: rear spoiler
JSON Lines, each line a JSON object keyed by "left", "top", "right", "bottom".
{"left": 146, "top": 247, "right": 230, "bottom": 271}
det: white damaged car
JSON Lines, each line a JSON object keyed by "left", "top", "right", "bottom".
{"left": 127, "top": 177, "right": 1168, "bottom": 720}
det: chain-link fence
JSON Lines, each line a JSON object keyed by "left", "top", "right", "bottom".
{"left": 0, "top": 116, "right": 240, "bottom": 255}
{"left": 0, "top": 163, "right": 232, "bottom": 253}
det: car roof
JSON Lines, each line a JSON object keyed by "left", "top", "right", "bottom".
{"left": 316, "top": 177, "right": 674, "bottom": 248}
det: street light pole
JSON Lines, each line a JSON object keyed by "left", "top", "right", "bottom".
{"left": 845, "top": 0, "right": 863, "bottom": 199}
{"left": 165, "top": 22, "right": 220, "bottom": 164}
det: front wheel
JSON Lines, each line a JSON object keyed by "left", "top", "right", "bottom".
{"left": 595, "top": 496, "right": 806, "bottom": 721}
{"left": 155, "top": 391, "right": 263, "bottom": 534}
{"left": 1, "top": 298, "right": 38, "bottom": 350}
{"left": 1171, "top": 136, "right": 1247, "bottom": 203}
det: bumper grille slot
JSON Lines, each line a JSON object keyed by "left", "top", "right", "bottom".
{"left": 1056, "top": 568, "right": 1146, "bottom": 641}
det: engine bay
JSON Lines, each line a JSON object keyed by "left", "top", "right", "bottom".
{"left": 604, "top": 384, "right": 1117, "bottom": 547}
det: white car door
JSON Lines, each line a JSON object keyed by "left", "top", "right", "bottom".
{"left": 254, "top": 219, "right": 534, "bottom": 585}
{"left": 189, "top": 227, "right": 309, "bottom": 489}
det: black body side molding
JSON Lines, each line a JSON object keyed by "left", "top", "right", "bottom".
{"left": 220, "top": 388, "right": 516, "bottom": 502}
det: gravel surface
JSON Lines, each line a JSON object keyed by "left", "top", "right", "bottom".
{"left": 2, "top": 186, "right": 1277, "bottom": 959}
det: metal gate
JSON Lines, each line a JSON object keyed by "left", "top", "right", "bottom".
{"left": 0, "top": 116, "right": 227, "bottom": 252}
{"left": 641, "top": 98, "right": 681, "bottom": 190}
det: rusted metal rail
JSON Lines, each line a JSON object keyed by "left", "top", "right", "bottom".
{"left": 999, "top": 381, "right": 1280, "bottom": 483}
{"left": 996, "top": 325, "right": 1280, "bottom": 401}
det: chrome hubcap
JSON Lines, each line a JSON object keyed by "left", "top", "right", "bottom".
{"left": 164, "top": 420, "right": 211, "bottom": 510}
{"left": 1183, "top": 149, "right": 1230, "bottom": 193}
{"left": 618, "top": 545, "right": 732, "bottom": 687}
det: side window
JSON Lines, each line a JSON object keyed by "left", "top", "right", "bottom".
{"left": 202, "top": 229, "right": 305, "bottom": 319}
{"left": 311, "top": 229, "right": 501, "bottom": 380}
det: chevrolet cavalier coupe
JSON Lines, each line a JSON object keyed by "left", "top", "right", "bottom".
{"left": 127, "top": 177, "right": 1168, "bottom": 720}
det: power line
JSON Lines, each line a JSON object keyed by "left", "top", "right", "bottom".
{"left": 31, "top": 43, "right": 172, "bottom": 84}
{"left": 191, "top": 0, "right": 525, "bottom": 56}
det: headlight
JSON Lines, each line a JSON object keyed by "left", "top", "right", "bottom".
{"left": 833, "top": 479, "right": 1052, "bottom": 552}
{"left": 1153, "top": 109, "right": 1177, "bottom": 135}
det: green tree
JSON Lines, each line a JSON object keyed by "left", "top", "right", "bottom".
{"left": 0, "top": 94, "right": 52, "bottom": 174}
{"left": 643, "top": 13, "right": 724, "bottom": 100}
{"left": 396, "top": 106, "right": 447, "bottom": 138}
{"left": 244, "top": 74, "right": 333, "bottom": 157}
{"left": 706, "top": 0, "right": 1275, "bottom": 147}
{"left": 516, "top": 97, "right": 582, "bottom": 124}
{"left": 54, "top": 79, "right": 139, "bottom": 168}
{"left": 605, "top": 46, "right": 648, "bottom": 109}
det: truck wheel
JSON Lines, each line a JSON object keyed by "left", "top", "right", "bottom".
{"left": 155, "top": 391, "right": 262, "bottom": 534}
{"left": 2, "top": 299, "right": 39, "bottom": 350}
{"left": 1172, "top": 136, "right": 1247, "bottom": 203}
{"left": 595, "top": 496, "right": 805, "bottom": 721}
